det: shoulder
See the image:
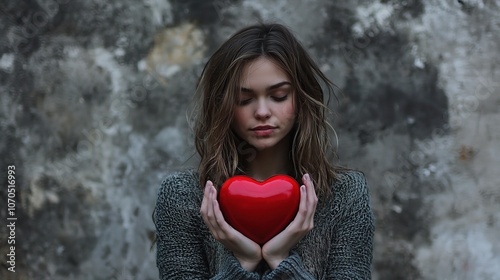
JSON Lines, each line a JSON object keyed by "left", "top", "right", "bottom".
{"left": 156, "top": 169, "right": 202, "bottom": 208}
{"left": 333, "top": 170, "right": 368, "bottom": 190}
{"left": 159, "top": 169, "right": 199, "bottom": 190}
{"left": 153, "top": 169, "right": 206, "bottom": 238}
{"left": 321, "top": 170, "right": 374, "bottom": 229}
{"left": 330, "top": 170, "right": 370, "bottom": 205}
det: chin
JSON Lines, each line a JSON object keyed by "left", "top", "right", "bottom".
{"left": 250, "top": 141, "right": 277, "bottom": 151}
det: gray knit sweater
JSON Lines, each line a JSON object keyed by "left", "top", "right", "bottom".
{"left": 154, "top": 169, "right": 374, "bottom": 279}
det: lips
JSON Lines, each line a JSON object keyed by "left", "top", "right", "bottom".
{"left": 251, "top": 125, "right": 276, "bottom": 131}
{"left": 251, "top": 127, "right": 275, "bottom": 136}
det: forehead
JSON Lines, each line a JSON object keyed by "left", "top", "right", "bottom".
{"left": 240, "top": 57, "right": 290, "bottom": 88}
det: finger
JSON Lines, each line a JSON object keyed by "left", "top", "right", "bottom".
{"left": 211, "top": 186, "right": 233, "bottom": 234}
{"left": 298, "top": 175, "right": 314, "bottom": 228}
{"left": 208, "top": 187, "right": 226, "bottom": 240}
{"left": 302, "top": 173, "right": 308, "bottom": 187}
{"left": 205, "top": 183, "right": 218, "bottom": 224}
{"left": 200, "top": 181, "right": 211, "bottom": 216}
{"left": 212, "top": 197, "right": 231, "bottom": 233}
{"left": 201, "top": 183, "right": 220, "bottom": 239}
{"left": 295, "top": 184, "right": 308, "bottom": 222}
{"left": 304, "top": 174, "right": 317, "bottom": 228}
{"left": 206, "top": 184, "right": 216, "bottom": 222}
{"left": 210, "top": 185, "right": 220, "bottom": 225}
{"left": 305, "top": 174, "right": 318, "bottom": 207}
{"left": 200, "top": 181, "right": 212, "bottom": 226}
{"left": 302, "top": 174, "right": 313, "bottom": 208}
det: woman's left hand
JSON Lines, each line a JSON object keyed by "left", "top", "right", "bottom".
{"left": 261, "top": 173, "right": 318, "bottom": 269}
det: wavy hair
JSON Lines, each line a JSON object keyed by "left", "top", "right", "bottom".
{"left": 191, "top": 23, "right": 341, "bottom": 200}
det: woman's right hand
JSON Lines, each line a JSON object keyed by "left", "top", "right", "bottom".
{"left": 200, "top": 180, "right": 262, "bottom": 271}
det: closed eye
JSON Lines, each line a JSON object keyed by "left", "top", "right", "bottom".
{"left": 237, "top": 98, "right": 252, "bottom": 106}
{"left": 272, "top": 95, "right": 288, "bottom": 102}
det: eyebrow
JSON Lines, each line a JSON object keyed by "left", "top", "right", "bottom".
{"left": 240, "top": 81, "right": 291, "bottom": 93}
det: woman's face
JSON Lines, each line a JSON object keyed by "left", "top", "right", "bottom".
{"left": 231, "top": 57, "right": 297, "bottom": 152}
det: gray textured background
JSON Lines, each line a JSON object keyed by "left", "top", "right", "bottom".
{"left": 1, "top": 0, "right": 499, "bottom": 279}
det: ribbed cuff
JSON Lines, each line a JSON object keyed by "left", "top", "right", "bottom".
{"left": 213, "top": 253, "right": 260, "bottom": 280}
{"left": 262, "top": 251, "right": 315, "bottom": 279}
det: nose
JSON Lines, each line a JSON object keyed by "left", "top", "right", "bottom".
{"left": 254, "top": 99, "right": 271, "bottom": 119}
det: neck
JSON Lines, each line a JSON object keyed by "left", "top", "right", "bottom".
{"left": 244, "top": 136, "right": 293, "bottom": 181}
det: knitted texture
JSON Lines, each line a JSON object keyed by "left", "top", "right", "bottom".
{"left": 154, "top": 169, "right": 374, "bottom": 279}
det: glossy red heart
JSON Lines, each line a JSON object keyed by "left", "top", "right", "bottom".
{"left": 218, "top": 175, "right": 300, "bottom": 245}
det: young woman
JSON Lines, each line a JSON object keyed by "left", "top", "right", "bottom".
{"left": 153, "top": 23, "right": 374, "bottom": 279}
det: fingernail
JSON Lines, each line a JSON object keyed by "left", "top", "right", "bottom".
{"left": 301, "top": 185, "right": 306, "bottom": 192}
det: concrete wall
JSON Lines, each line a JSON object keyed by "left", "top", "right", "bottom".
{"left": 0, "top": 0, "right": 498, "bottom": 279}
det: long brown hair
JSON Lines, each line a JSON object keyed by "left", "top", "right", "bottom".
{"left": 191, "top": 23, "right": 341, "bottom": 200}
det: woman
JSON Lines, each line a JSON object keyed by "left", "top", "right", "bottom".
{"left": 153, "top": 23, "right": 374, "bottom": 279}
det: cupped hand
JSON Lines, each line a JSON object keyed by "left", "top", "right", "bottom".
{"left": 261, "top": 173, "right": 318, "bottom": 269}
{"left": 200, "top": 180, "right": 262, "bottom": 271}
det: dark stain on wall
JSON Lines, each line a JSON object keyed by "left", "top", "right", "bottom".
{"left": 169, "top": 0, "right": 236, "bottom": 25}
{"left": 382, "top": 0, "right": 425, "bottom": 18}
{"left": 338, "top": 31, "right": 448, "bottom": 142}
{"left": 315, "top": 3, "right": 448, "bottom": 143}
{"left": 0, "top": 0, "right": 66, "bottom": 56}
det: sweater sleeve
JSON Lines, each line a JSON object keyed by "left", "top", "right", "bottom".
{"left": 326, "top": 172, "right": 375, "bottom": 279}
{"left": 261, "top": 251, "right": 315, "bottom": 279}
{"left": 154, "top": 172, "right": 260, "bottom": 280}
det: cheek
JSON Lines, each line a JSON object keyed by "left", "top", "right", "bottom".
{"left": 232, "top": 108, "right": 246, "bottom": 127}
{"left": 288, "top": 95, "right": 297, "bottom": 116}
{"left": 283, "top": 101, "right": 297, "bottom": 120}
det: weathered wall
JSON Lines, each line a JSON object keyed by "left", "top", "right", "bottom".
{"left": 0, "top": 0, "right": 499, "bottom": 279}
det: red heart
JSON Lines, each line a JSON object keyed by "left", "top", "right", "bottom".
{"left": 218, "top": 175, "right": 300, "bottom": 245}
